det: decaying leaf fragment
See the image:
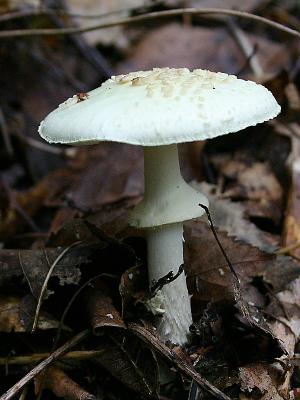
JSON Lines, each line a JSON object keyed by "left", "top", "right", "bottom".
{"left": 84, "top": 279, "right": 126, "bottom": 333}
{"left": 35, "top": 366, "right": 96, "bottom": 400}
{"left": 0, "top": 296, "right": 59, "bottom": 332}
{"left": 239, "top": 363, "right": 285, "bottom": 400}
{"left": 119, "top": 264, "right": 148, "bottom": 317}
{"left": 94, "top": 333, "right": 159, "bottom": 398}
{"left": 194, "top": 181, "right": 278, "bottom": 251}
{"left": 0, "top": 243, "right": 98, "bottom": 296}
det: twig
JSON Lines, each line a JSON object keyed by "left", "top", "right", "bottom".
{"left": 18, "top": 251, "right": 35, "bottom": 297}
{"left": 276, "top": 240, "right": 300, "bottom": 255}
{"left": 49, "top": 0, "right": 112, "bottom": 79}
{"left": 129, "top": 323, "right": 232, "bottom": 400}
{"left": 0, "top": 329, "right": 90, "bottom": 400}
{"left": 0, "top": 8, "right": 299, "bottom": 39}
{"left": 51, "top": 273, "right": 119, "bottom": 351}
{"left": 0, "top": 107, "right": 13, "bottom": 156}
{"left": 150, "top": 264, "right": 185, "bottom": 295}
{"left": 199, "top": 205, "right": 240, "bottom": 287}
{"left": 13, "top": 131, "right": 76, "bottom": 157}
{"left": 0, "top": 350, "right": 105, "bottom": 365}
{"left": 31, "top": 241, "right": 82, "bottom": 333}
{"left": 36, "top": 273, "right": 118, "bottom": 400}
{"left": 199, "top": 204, "right": 253, "bottom": 322}
{"left": 227, "top": 18, "right": 264, "bottom": 77}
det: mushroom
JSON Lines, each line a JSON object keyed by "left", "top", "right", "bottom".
{"left": 38, "top": 68, "right": 280, "bottom": 345}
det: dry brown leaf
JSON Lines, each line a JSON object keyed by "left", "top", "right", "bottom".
{"left": 208, "top": 159, "right": 283, "bottom": 225}
{"left": 84, "top": 279, "right": 126, "bottom": 334}
{"left": 0, "top": 296, "right": 59, "bottom": 332}
{"left": 239, "top": 363, "right": 285, "bottom": 400}
{"left": 35, "top": 366, "right": 95, "bottom": 400}
{"left": 241, "top": 278, "right": 300, "bottom": 399}
{"left": 268, "top": 278, "right": 300, "bottom": 354}
{"left": 66, "top": 143, "right": 143, "bottom": 211}
{"left": 119, "top": 264, "right": 148, "bottom": 317}
{"left": 46, "top": 143, "right": 143, "bottom": 236}
{"left": 194, "top": 182, "right": 278, "bottom": 251}
{"left": 118, "top": 23, "right": 289, "bottom": 76}
{"left": 283, "top": 134, "right": 300, "bottom": 258}
{"left": 185, "top": 219, "right": 300, "bottom": 299}
{"left": 185, "top": 220, "right": 272, "bottom": 305}
{"left": 0, "top": 242, "right": 100, "bottom": 294}
{"left": 94, "top": 332, "right": 159, "bottom": 398}
{"left": 0, "top": 169, "right": 77, "bottom": 240}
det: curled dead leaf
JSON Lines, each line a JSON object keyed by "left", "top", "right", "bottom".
{"left": 35, "top": 366, "right": 96, "bottom": 400}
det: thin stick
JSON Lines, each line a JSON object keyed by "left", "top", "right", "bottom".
{"left": 227, "top": 18, "right": 264, "bottom": 77}
{"left": 199, "top": 204, "right": 240, "bottom": 285}
{"left": 18, "top": 251, "right": 35, "bottom": 297}
{"left": 0, "top": 107, "right": 13, "bottom": 156}
{"left": 13, "top": 131, "right": 76, "bottom": 157}
{"left": 0, "top": 329, "right": 90, "bottom": 400}
{"left": 31, "top": 241, "right": 81, "bottom": 333}
{"left": 51, "top": 273, "right": 118, "bottom": 351}
{"left": 276, "top": 240, "right": 300, "bottom": 255}
{"left": 0, "top": 350, "right": 105, "bottom": 365}
{"left": 0, "top": 8, "right": 299, "bottom": 39}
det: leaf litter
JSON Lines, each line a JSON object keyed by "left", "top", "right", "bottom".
{"left": 1, "top": 1, "right": 300, "bottom": 399}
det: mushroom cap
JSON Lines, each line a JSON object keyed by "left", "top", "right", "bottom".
{"left": 39, "top": 68, "right": 280, "bottom": 145}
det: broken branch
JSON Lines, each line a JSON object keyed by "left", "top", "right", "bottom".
{"left": 0, "top": 329, "right": 90, "bottom": 400}
{"left": 0, "top": 8, "right": 299, "bottom": 39}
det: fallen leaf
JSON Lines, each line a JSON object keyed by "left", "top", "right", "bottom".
{"left": 193, "top": 182, "right": 278, "bottom": 251}
{"left": 35, "top": 366, "right": 96, "bottom": 400}
{"left": 94, "top": 332, "right": 159, "bottom": 398}
{"left": 0, "top": 296, "right": 59, "bottom": 332}
{"left": 119, "top": 264, "right": 148, "bottom": 317}
{"left": 84, "top": 279, "right": 126, "bottom": 334}
{"left": 0, "top": 169, "right": 77, "bottom": 241}
{"left": 208, "top": 159, "right": 283, "bottom": 226}
{"left": 239, "top": 363, "right": 286, "bottom": 400}
{"left": 185, "top": 220, "right": 272, "bottom": 305}
{"left": 119, "top": 22, "right": 289, "bottom": 77}
{"left": 283, "top": 132, "right": 300, "bottom": 258}
{"left": 0, "top": 241, "right": 103, "bottom": 295}
{"left": 65, "top": 143, "right": 143, "bottom": 212}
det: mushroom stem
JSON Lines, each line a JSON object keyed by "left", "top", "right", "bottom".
{"left": 144, "top": 144, "right": 193, "bottom": 344}
{"left": 147, "top": 222, "right": 192, "bottom": 345}
{"left": 144, "top": 144, "right": 184, "bottom": 200}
